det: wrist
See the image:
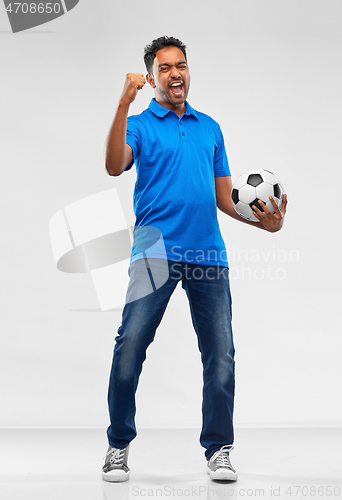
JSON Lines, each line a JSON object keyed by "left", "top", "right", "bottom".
{"left": 118, "top": 99, "right": 131, "bottom": 110}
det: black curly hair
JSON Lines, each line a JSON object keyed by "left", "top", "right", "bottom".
{"left": 144, "top": 36, "right": 187, "bottom": 75}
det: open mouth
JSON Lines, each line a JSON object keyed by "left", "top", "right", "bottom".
{"left": 169, "top": 81, "right": 184, "bottom": 97}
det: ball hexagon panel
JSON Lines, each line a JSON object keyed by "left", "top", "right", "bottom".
{"left": 249, "top": 212, "right": 259, "bottom": 222}
{"left": 235, "top": 201, "right": 254, "bottom": 220}
{"left": 255, "top": 182, "right": 274, "bottom": 202}
{"left": 239, "top": 184, "right": 256, "bottom": 204}
{"left": 260, "top": 170, "right": 277, "bottom": 185}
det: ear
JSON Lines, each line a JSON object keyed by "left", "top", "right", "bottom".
{"left": 146, "top": 73, "right": 156, "bottom": 89}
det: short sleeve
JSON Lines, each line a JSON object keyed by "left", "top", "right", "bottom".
{"left": 124, "top": 117, "right": 142, "bottom": 172}
{"left": 213, "top": 126, "right": 231, "bottom": 177}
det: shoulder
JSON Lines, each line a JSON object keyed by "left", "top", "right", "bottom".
{"left": 192, "top": 108, "right": 224, "bottom": 140}
{"left": 192, "top": 107, "right": 222, "bottom": 129}
{"left": 127, "top": 108, "right": 150, "bottom": 124}
{"left": 127, "top": 109, "right": 152, "bottom": 137}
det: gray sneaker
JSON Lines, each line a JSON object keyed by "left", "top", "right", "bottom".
{"left": 207, "top": 445, "right": 238, "bottom": 481}
{"left": 102, "top": 445, "right": 130, "bottom": 482}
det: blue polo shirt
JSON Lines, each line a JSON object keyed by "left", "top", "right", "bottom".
{"left": 125, "top": 98, "right": 231, "bottom": 267}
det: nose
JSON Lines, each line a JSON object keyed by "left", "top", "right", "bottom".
{"left": 170, "top": 67, "right": 181, "bottom": 79}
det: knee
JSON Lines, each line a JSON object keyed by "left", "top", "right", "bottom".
{"left": 114, "top": 329, "right": 153, "bottom": 382}
{"left": 210, "top": 348, "right": 235, "bottom": 386}
{"left": 114, "top": 337, "right": 138, "bottom": 381}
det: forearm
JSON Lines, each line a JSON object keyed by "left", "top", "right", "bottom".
{"left": 218, "top": 202, "right": 266, "bottom": 230}
{"left": 105, "top": 101, "right": 130, "bottom": 176}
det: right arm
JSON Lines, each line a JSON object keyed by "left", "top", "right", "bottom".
{"left": 105, "top": 73, "right": 146, "bottom": 176}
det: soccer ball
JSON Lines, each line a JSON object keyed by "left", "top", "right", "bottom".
{"left": 231, "top": 169, "right": 284, "bottom": 222}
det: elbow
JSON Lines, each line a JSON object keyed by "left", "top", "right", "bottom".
{"left": 216, "top": 198, "right": 225, "bottom": 213}
{"left": 216, "top": 199, "right": 234, "bottom": 217}
{"left": 105, "top": 161, "right": 123, "bottom": 177}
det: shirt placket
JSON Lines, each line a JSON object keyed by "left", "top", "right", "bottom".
{"left": 179, "top": 117, "right": 187, "bottom": 142}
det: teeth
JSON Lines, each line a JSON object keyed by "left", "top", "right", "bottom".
{"left": 170, "top": 82, "right": 182, "bottom": 87}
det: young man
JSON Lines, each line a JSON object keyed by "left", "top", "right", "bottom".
{"left": 103, "top": 36, "right": 287, "bottom": 483}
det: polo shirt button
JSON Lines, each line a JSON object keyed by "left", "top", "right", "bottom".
{"left": 182, "top": 132, "right": 185, "bottom": 136}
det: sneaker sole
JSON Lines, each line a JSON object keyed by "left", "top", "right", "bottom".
{"left": 102, "top": 470, "right": 130, "bottom": 482}
{"left": 207, "top": 467, "right": 238, "bottom": 481}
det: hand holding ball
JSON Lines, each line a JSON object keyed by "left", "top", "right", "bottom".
{"left": 231, "top": 169, "right": 284, "bottom": 222}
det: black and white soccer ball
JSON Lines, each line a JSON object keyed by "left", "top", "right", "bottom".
{"left": 231, "top": 169, "right": 284, "bottom": 222}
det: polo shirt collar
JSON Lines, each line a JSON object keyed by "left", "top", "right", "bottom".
{"left": 149, "top": 98, "right": 198, "bottom": 119}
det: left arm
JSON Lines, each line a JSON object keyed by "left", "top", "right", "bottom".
{"left": 215, "top": 176, "right": 288, "bottom": 233}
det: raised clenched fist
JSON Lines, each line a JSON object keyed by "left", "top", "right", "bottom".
{"left": 120, "top": 73, "right": 146, "bottom": 105}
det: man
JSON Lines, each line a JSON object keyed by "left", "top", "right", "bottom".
{"left": 102, "top": 36, "right": 287, "bottom": 483}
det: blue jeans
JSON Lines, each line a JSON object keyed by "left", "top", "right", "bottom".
{"left": 106, "top": 259, "right": 235, "bottom": 460}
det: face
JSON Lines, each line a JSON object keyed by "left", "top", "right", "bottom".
{"left": 147, "top": 46, "right": 190, "bottom": 108}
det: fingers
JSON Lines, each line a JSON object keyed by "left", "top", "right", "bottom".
{"left": 127, "top": 73, "right": 146, "bottom": 89}
{"left": 252, "top": 195, "right": 287, "bottom": 232}
{"left": 269, "top": 196, "right": 280, "bottom": 213}
{"left": 253, "top": 196, "right": 282, "bottom": 218}
{"left": 252, "top": 197, "right": 280, "bottom": 225}
{"left": 281, "top": 193, "right": 288, "bottom": 215}
{"left": 253, "top": 198, "right": 273, "bottom": 219}
{"left": 121, "top": 73, "right": 146, "bottom": 104}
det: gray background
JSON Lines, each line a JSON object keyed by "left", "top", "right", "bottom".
{"left": 1, "top": 0, "right": 341, "bottom": 430}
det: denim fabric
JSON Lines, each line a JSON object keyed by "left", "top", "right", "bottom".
{"left": 107, "top": 259, "right": 235, "bottom": 460}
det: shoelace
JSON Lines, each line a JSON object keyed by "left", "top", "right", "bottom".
{"left": 210, "top": 445, "right": 234, "bottom": 469}
{"left": 108, "top": 448, "right": 125, "bottom": 465}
